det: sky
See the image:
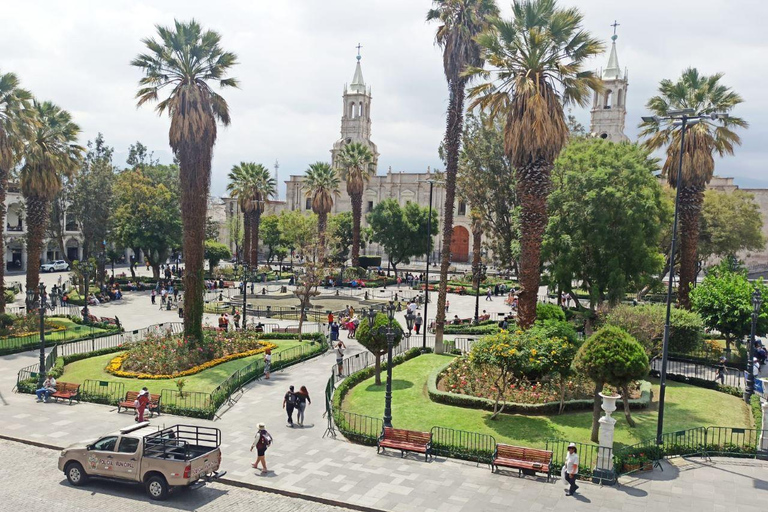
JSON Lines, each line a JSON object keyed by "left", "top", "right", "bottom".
{"left": 2, "top": 0, "right": 767, "bottom": 198}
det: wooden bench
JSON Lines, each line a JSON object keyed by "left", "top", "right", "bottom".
{"left": 49, "top": 382, "right": 81, "bottom": 405}
{"left": 377, "top": 427, "right": 432, "bottom": 461}
{"left": 275, "top": 326, "right": 300, "bottom": 334}
{"left": 99, "top": 316, "right": 119, "bottom": 326}
{"left": 117, "top": 391, "right": 162, "bottom": 417}
{"left": 492, "top": 444, "right": 552, "bottom": 480}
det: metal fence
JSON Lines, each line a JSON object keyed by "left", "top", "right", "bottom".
{"left": 332, "top": 409, "right": 383, "bottom": 445}
{"left": 430, "top": 426, "right": 497, "bottom": 464}
{"left": 546, "top": 439, "right": 607, "bottom": 480}
{"left": 80, "top": 379, "right": 126, "bottom": 405}
{"left": 653, "top": 358, "right": 744, "bottom": 388}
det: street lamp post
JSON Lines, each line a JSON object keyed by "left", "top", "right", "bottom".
{"left": 365, "top": 304, "right": 415, "bottom": 428}
{"left": 422, "top": 179, "right": 435, "bottom": 350}
{"left": 473, "top": 259, "right": 487, "bottom": 325}
{"left": 641, "top": 109, "right": 729, "bottom": 444}
{"left": 80, "top": 260, "right": 95, "bottom": 324}
{"left": 237, "top": 263, "right": 255, "bottom": 330}
{"left": 27, "top": 283, "right": 62, "bottom": 388}
{"left": 744, "top": 288, "right": 762, "bottom": 403}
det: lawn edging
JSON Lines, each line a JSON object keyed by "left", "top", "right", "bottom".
{"left": 427, "top": 358, "right": 652, "bottom": 415}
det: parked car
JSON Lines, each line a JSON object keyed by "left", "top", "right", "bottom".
{"left": 58, "top": 423, "right": 226, "bottom": 500}
{"left": 40, "top": 260, "right": 69, "bottom": 272}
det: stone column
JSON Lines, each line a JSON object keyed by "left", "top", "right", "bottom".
{"left": 593, "top": 392, "right": 619, "bottom": 485}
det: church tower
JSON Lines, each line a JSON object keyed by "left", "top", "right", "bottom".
{"left": 331, "top": 48, "right": 379, "bottom": 169}
{"left": 589, "top": 23, "right": 629, "bottom": 142}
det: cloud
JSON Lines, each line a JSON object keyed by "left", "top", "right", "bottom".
{"left": 3, "top": 0, "right": 766, "bottom": 197}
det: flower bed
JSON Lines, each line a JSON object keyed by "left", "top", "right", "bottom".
{"left": 106, "top": 331, "right": 277, "bottom": 379}
{"left": 429, "top": 357, "right": 652, "bottom": 414}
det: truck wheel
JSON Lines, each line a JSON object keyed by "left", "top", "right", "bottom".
{"left": 145, "top": 475, "right": 169, "bottom": 501}
{"left": 65, "top": 462, "right": 88, "bottom": 486}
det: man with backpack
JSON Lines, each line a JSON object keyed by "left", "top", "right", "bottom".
{"left": 250, "top": 422, "right": 272, "bottom": 474}
{"left": 283, "top": 385, "right": 297, "bottom": 427}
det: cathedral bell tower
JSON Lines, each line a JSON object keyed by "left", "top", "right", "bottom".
{"left": 590, "top": 22, "right": 629, "bottom": 142}
{"left": 331, "top": 45, "right": 379, "bottom": 169}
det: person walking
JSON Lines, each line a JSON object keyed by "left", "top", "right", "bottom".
{"left": 486, "top": 289, "right": 492, "bottom": 301}
{"left": 335, "top": 340, "right": 346, "bottom": 377}
{"left": 250, "top": 423, "right": 272, "bottom": 474}
{"left": 714, "top": 356, "right": 726, "bottom": 385}
{"left": 264, "top": 349, "right": 272, "bottom": 379}
{"left": 563, "top": 443, "right": 580, "bottom": 496}
{"left": 296, "top": 386, "right": 311, "bottom": 427}
{"left": 445, "top": 300, "right": 450, "bottom": 313}
{"left": 330, "top": 321, "right": 340, "bottom": 343}
{"left": 414, "top": 312, "right": 423, "bottom": 334}
{"left": 151, "top": 289, "right": 156, "bottom": 305}
{"left": 135, "top": 387, "right": 150, "bottom": 422}
{"left": 328, "top": 311, "right": 334, "bottom": 326}
{"left": 283, "top": 385, "right": 297, "bottom": 427}
{"left": 233, "top": 310, "right": 241, "bottom": 330}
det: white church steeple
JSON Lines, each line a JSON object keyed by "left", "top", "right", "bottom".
{"left": 589, "top": 22, "right": 629, "bottom": 142}
{"left": 331, "top": 45, "right": 379, "bottom": 169}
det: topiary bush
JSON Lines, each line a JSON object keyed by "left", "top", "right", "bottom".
{"left": 355, "top": 312, "right": 403, "bottom": 385}
{"left": 576, "top": 325, "right": 649, "bottom": 440}
{"left": 536, "top": 302, "right": 566, "bottom": 323}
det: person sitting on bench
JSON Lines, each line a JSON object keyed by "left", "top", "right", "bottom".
{"left": 35, "top": 376, "right": 57, "bottom": 402}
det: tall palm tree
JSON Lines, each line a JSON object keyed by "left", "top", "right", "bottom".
{"left": 227, "top": 162, "right": 256, "bottom": 266}
{"left": 20, "top": 101, "right": 82, "bottom": 303}
{"left": 132, "top": 19, "right": 238, "bottom": 342}
{"left": 226, "top": 162, "right": 276, "bottom": 267}
{"left": 338, "top": 142, "right": 375, "bottom": 267}
{"left": 304, "top": 161, "right": 340, "bottom": 258}
{"left": 466, "top": 0, "right": 603, "bottom": 328}
{"left": 427, "top": 0, "right": 499, "bottom": 350}
{"left": 0, "top": 71, "right": 34, "bottom": 312}
{"left": 640, "top": 68, "right": 746, "bottom": 309}
{"left": 247, "top": 164, "right": 276, "bottom": 266}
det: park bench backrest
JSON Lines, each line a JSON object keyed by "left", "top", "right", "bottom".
{"left": 124, "top": 391, "right": 161, "bottom": 406}
{"left": 496, "top": 444, "right": 552, "bottom": 465}
{"left": 383, "top": 427, "right": 431, "bottom": 446}
{"left": 54, "top": 382, "right": 80, "bottom": 396}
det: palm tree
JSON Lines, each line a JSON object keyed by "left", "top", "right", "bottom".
{"left": 20, "top": 101, "right": 82, "bottom": 303}
{"left": 640, "top": 68, "right": 746, "bottom": 309}
{"left": 226, "top": 162, "right": 276, "bottom": 267}
{"left": 227, "top": 162, "right": 256, "bottom": 266}
{"left": 304, "top": 161, "right": 340, "bottom": 258}
{"left": 427, "top": 0, "right": 499, "bottom": 350}
{"left": 132, "top": 19, "right": 238, "bottom": 342}
{"left": 466, "top": 0, "right": 603, "bottom": 328}
{"left": 338, "top": 142, "right": 375, "bottom": 267}
{"left": 0, "top": 71, "right": 34, "bottom": 312}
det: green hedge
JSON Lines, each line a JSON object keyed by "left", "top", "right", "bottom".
{"left": 428, "top": 358, "right": 652, "bottom": 414}
{"left": 443, "top": 321, "right": 501, "bottom": 335}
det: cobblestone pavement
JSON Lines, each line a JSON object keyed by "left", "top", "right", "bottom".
{"left": 0, "top": 439, "right": 355, "bottom": 512}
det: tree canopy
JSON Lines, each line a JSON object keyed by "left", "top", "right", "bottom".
{"left": 366, "top": 199, "right": 437, "bottom": 277}
{"left": 699, "top": 189, "right": 765, "bottom": 265}
{"left": 355, "top": 313, "right": 404, "bottom": 386}
{"left": 204, "top": 240, "right": 231, "bottom": 272}
{"left": 544, "top": 139, "right": 667, "bottom": 307}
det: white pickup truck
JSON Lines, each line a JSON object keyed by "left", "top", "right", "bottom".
{"left": 58, "top": 423, "right": 226, "bottom": 500}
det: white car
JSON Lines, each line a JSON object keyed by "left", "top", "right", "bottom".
{"left": 40, "top": 260, "right": 70, "bottom": 272}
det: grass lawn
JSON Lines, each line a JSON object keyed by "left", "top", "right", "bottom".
{"left": 58, "top": 338, "right": 302, "bottom": 396}
{"left": 342, "top": 354, "right": 753, "bottom": 449}
{"left": 0, "top": 318, "right": 109, "bottom": 350}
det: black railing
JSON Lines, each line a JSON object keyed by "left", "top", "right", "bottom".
{"left": 81, "top": 379, "right": 126, "bottom": 405}
{"left": 546, "top": 438, "right": 606, "bottom": 480}
{"left": 333, "top": 409, "right": 383, "bottom": 445}
{"left": 652, "top": 358, "right": 743, "bottom": 388}
{"left": 705, "top": 427, "right": 763, "bottom": 457}
{"left": 430, "top": 426, "right": 496, "bottom": 464}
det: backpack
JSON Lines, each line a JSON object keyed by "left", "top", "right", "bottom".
{"left": 257, "top": 430, "right": 272, "bottom": 449}
{"left": 286, "top": 391, "right": 297, "bottom": 406}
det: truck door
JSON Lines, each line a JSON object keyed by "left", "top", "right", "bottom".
{"left": 111, "top": 436, "right": 141, "bottom": 480}
{"left": 87, "top": 436, "right": 118, "bottom": 476}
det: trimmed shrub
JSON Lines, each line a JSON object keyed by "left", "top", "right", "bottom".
{"left": 536, "top": 302, "right": 566, "bottom": 322}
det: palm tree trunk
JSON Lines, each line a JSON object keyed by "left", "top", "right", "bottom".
{"left": 0, "top": 167, "right": 8, "bottom": 312}
{"left": 252, "top": 208, "right": 261, "bottom": 268}
{"left": 317, "top": 210, "right": 328, "bottom": 261}
{"left": 241, "top": 209, "right": 251, "bottom": 266}
{"left": 677, "top": 185, "right": 704, "bottom": 310}
{"left": 177, "top": 143, "right": 212, "bottom": 344}
{"left": 516, "top": 158, "right": 552, "bottom": 329}
{"left": 434, "top": 78, "right": 466, "bottom": 353}
{"left": 351, "top": 193, "right": 363, "bottom": 267}
{"left": 25, "top": 196, "right": 49, "bottom": 305}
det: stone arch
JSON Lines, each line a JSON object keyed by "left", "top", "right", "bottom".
{"left": 450, "top": 225, "right": 470, "bottom": 263}
{"left": 603, "top": 90, "right": 613, "bottom": 109}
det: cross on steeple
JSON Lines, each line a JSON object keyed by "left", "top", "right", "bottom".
{"left": 611, "top": 20, "right": 620, "bottom": 40}
{"left": 356, "top": 43, "right": 363, "bottom": 61}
